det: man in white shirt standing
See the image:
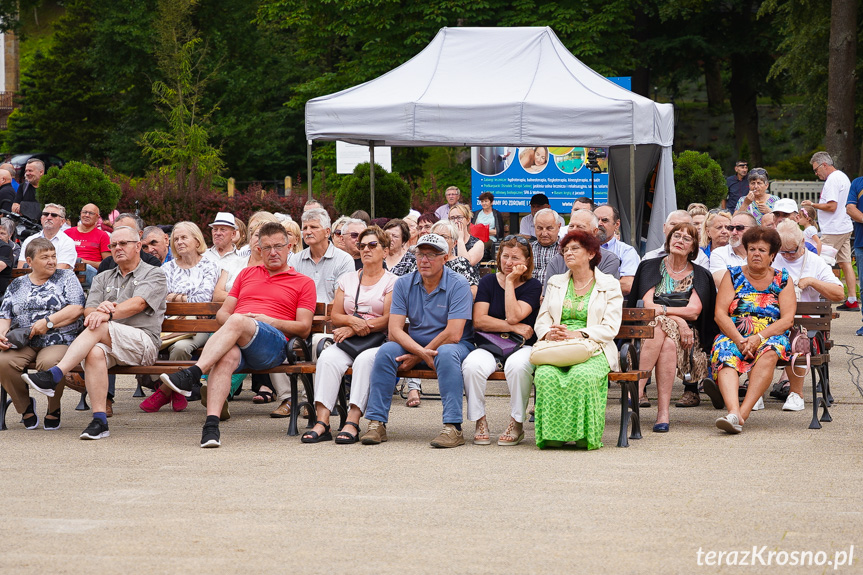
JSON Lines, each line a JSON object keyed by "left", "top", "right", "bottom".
{"left": 595, "top": 204, "right": 640, "bottom": 295}
{"left": 17, "top": 203, "right": 77, "bottom": 269}
{"left": 802, "top": 151, "right": 857, "bottom": 310}
{"left": 644, "top": 210, "right": 711, "bottom": 270}
{"left": 709, "top": 213, "right": 757, "bottom": 286}
{"left": 434, "top": 186, "right": 462, "bottom": 220}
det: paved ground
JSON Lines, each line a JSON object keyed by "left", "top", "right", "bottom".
{"left": 2, "top": 312, "right": 863, "bottom": 574}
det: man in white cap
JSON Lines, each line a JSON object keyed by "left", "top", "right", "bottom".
{"left": 772, "top": 198, "right": 818, "bottom": 254}
{"left": 360, "top": 233, "right": 474, "bottom": 449}
{"left": 204, "top": 211, "right": 243, "bottom": 271}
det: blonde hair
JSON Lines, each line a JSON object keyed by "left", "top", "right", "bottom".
{"left": 448, "top": 203, "right": 472, "bottom": 221}
{"left": 799, "top": 205, "right": 819, "bottom": 231}
{"left": 247, "top": 212, "right": 279, "bottom": 240}
{"left": 281, "top": 219, "right": 302, "bottom": 253}
{"left": 171, "top": 221, "right": 207, "bottom": 255}
{"left": 700, "top": 210, "right": 732, "bottom": 248}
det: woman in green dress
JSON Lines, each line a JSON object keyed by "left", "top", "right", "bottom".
{"left": 533, "top": 229, "right": 623, "bottom": 449}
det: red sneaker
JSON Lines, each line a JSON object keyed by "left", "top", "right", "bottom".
{"left": 140, "top": 388, "right": 171, "bottom": 413}
{"left": 171, "top": 390, "right": 188, "bottom": 412}
{"left": 838, "top": 300, "right": 859, "bottom": 311}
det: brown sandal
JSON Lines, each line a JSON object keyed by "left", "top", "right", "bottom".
{"left": 497, "top": 419, "right": 524, "bottom": 446}
{"left": 473, "top": 417, "right": 491, "bottom": 445}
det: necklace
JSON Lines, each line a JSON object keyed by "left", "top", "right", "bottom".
{"left": 572, "top": 277, "right": 594, "bottom": 311}
{"left": 668, "top": 258, "right": 688, "bottom": 274}
{"left": 572, "top": 276, "right": 594, "bottom": 291}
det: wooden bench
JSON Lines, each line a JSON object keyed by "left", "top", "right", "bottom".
{"left": 0, "top": 301, "right": 328, "bottom": 431}
{"left": 299, "top": 307, "right": 655, "bottom": 447}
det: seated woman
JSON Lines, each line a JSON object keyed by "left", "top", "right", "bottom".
{"left": 331, "top": 216, "right": 350, "bottom": 252}
{"left": 448, "top": 203, "right": 485, "bottom": 274}
{"left": 0, "top": 238, "right": 85, "bottom": 429}
{"left": 282, "top": 219, "right": 302, "bottom": 255}
{"left": 687, "top": 203, "right": 708, "bottom": 229}
{"left": 140, "top": 222, "right": 221, "bottom": 413}
{"left": 532, "top": 230, "right": 622, "bottom": 449}
{"left": 628, "top": 223, "right": 717, "bottom": 429}
{"left": 462, "top": 235, "right": 541, "bottom": 445}
{"left": 700, "top": 210, "right": 731, "bottom": 258}
{"left": 770, "top": 220, "right": 843, "bottom": 410}
{"left": 705, "top": 227, "right": 795, "bottom": 434}
{"left": 302, "top": 226, "right": 396, "bottom": 443}
{"left": 383, "top": 218, "right": 416, "bottom": 276}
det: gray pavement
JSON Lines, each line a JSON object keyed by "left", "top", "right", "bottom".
{"left": 2, "top": 311, "right": 863, "bottom": 574}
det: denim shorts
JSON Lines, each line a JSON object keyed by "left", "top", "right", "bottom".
{"left": 235, "top": 321, "right": 288, "bottom": 372}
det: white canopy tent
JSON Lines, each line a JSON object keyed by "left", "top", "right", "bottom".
{"left": 305, "top": 26, "right": 676, "bottom": 250}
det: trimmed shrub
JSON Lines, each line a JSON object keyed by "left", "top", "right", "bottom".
{"left": 673, "top": 151, "right": 728, "bottom": 209}
{"left": 335, "top": 163, "right": 410, "bottom": 219}
{"left": 37, "top": 161, "right": 121, "bottom": 222}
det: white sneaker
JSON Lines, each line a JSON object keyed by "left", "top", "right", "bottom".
{"left": 783, "top": 392, "right": 805, "bottom": 411}
{"left": 715, "top": 413, "right": 743, "bottom": 434}
{"left": 751, "top": 396, "right": 765, "bottom": 411}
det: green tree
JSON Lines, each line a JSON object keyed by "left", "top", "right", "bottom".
{"left": 37, "top": 162, "right": 122, "bottom": 221}
{"left": 335, "top": 163, "right": 410, "bottom": 218}
{"left": 139, "top": 0, "right": 225, "bottom": 196}
{"left": 673, "top": 150, "right": 727, "bottom": 208}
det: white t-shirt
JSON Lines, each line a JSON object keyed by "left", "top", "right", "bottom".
{"left": 803, "top": 225, "right": 819, "bottom": 243}
{"left": 19, "top": 231, "right": 78, "bottom": 268}
{"left": 709, "top": 245, "right": 747, "bottom": 277}
{"left": 817, "top": 170, "right": 853, "bottom": 234}
{"left": 773, "top": 250, "right": 842, "bottom": 302}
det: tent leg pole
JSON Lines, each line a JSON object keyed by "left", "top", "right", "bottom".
{"left": 629, "top": 144, "right": 636, "bottom": 247}
{"left": 307, "top": 140, "right": 313, "bottom": 200}
{"left": 369, "top": 142, "right": 376, "bottom": 219}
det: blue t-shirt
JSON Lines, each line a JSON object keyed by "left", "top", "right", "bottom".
{"left": 845, "top": 176, "right": 863, "bottom": 248}
{"left": 390, "top": 267, "right": 473, "bottom": 346}
{"left": 474, "top": 274, "right": 542, "bottom": 344}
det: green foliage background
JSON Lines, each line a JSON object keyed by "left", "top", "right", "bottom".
{"left": 335, "top": 163, "right": 411, "bottom": 218}
{"left": 37, "top": 162, "right": 121, "bottom": 221}
{"left": 672, "top": 151, "right": 728, "bottom": 209}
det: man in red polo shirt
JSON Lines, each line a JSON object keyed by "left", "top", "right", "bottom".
{"left": 64, "top": 203, "right": 110, "bottom": 267}
{"left": 161, "top": 221, "right": 315, "bottom": 447}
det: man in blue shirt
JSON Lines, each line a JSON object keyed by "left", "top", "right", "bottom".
{"left": 361, "top": 233, "right": 474, "bottom": 448}
{"left": 724, "top": 160, "right": 749, "bottom": 210}
{"left": 844, "top": 176, "right": 863, "bottom": 334}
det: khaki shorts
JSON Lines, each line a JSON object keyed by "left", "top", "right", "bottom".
{"left": 82, "top": 322, "right": 158, "bottom": 370}
{"left": 821, "top": 232, "right": 852, "bottom": 263}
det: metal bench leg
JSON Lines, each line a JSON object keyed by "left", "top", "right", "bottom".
{"left": 627, "top": 380, "right": 642, "bottom": 440}
{"left": 299, "top": 373, "right": 315, "bottom": 429}
{"left": 0, "top": 387, "right": 9, "bottom": 431}
{"left": 75, "top": 391, "right": 89, "bottom": 411}
{"left": 336, "top": 375, "right": 350, "bottom": 430}
{"left": 617, "top": 382, "right": 629, "bottom": 447}
{"left": 817, "top": 366, "right": 832, "bottom": 423}
{"left": 287, "top": 374, "right": 300, "bottom": 436}
{"left": 133, "top": 378, "right": 146, "bottom": 397}
{"left": 809, "top": 367, "right": 828, "bottom": 429}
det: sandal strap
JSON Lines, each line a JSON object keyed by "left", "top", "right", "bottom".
{"left": 314, "top": 420, "right": 330, "bottom": 432}
{"left": 46, "top": 408, "right": 61, "bottom": 418}
{"left": 340, "top": 421, "right": 360, "bottom": 432}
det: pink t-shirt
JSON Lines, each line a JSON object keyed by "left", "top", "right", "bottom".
{"left": 339, "top": 270, "right": 397, "bottom": 319}
{"left": 64, "top": 226, "right": 110, "bottom": 262}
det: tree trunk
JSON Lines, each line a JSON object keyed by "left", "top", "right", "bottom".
{"left": 826, "top": 0, "right": 857, "bottom": 174}
{"left": 729, "top": 55, "right": 762, "bottom": 166}
{"left": 631, "top": 7, "right": 650, "bottom": 98}
{"left": 704, "top": 57, "right": 725, "bottom": 114}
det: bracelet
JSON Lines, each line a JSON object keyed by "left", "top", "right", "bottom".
{"left": 758, "top": 333, "right": 766, "bottom": 343}
{"left": 108, "top": 311, "right": 113, "bottom": 321}
{"left": 661, "top": 305, "right": 667, "bottom": 315}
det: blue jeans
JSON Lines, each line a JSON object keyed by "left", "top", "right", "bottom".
{"left": 365, "top": 340, "right": 474, "bottom": 425}
{"left": 856, "top": 247, "right": 863, "bottom": 322}
{"left": 235, "top": 321, "right": 288, "bottom": 372}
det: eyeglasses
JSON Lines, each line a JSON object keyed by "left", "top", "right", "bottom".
{"left": 813, "top": 163, "right": 823, "bottom": 174}
{"left": 333, "top": 229, "right": 343, "bottom": 236}
{"left": 80, "top": 210, "right": 97, "bottom": 216}
{"left": 260, "top": 243, "right": 288, "bottom": 253}
{"left": 108, "top": 240, "right": 137, "bottom": 250}
{"left": 671, "top": 233, "right": 694, "bottom": 243}
{"left": 779, "top": 245, "right": 801, "bottom": 256}
{"left": 736, "top": 163, "right": 748, "bottom": 167}
{"left": 359, "top": 240, "right": 379, "bottom": 251}
{"left": 346, "top": 232, "right": 360, "bottom": 240}
{"left": 562, "top": 245, "right": 584, "bottom": 254}
{"left": 416, "top": 251, "right": 445, "bottom": 262}
{"left": 450, "top": 215, "right": 466, "bottom": 222}
{"left": 725, "top": 225, "right": 749, "bottom": 232}
{"left": 42, "top": 212, "right": 62, "bottom": 219}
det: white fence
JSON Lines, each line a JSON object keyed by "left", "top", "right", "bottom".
{"left": 770, "top": 180, "right": 823, "bottom": 204}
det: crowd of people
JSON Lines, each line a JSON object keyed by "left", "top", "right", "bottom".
{"left": 0, "top": 151, "right": 854, "bottom": 448}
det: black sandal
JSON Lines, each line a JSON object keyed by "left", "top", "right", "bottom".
{"left": 22, "top": 397, "right": 39, "bottom": 430}
{"left": 335, "top": 421, "right": 360, "bottom": 444}
{"left": 252, "top": 389, "right": 274, "bottom": 404}
{"left": 44, "top": 407, "right": 61, "bottom": 430}
{"left": 301, "top": 421, "right": 332, "bottom": 443}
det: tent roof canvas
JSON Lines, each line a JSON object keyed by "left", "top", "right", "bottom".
{"left": 305, "top": 26, "right": 674, "bottom": 148}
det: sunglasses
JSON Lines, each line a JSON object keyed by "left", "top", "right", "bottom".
{"left": 359, "top": 240, "right": 379, "bottom": 251}
{"left": 503, "top": 234, "right": 530, "bottom": 247}
{"left": 346, "top": 232, "right": 360, "bottom": 240}
{"left": 779, "top": 246, "right": 801, "bottom": 256}
{"left": 333, "top": 229, "right": 343, "bottom": 236}
{"left": 42, "top": 212, "right": 62, "bottom": 218}
{"left": 725, "top": 225, "right": 749, "bottom": 232}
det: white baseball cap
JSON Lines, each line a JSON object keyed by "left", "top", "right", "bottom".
{"left": 772, "top": 198, "right": 798, "bottom": 214}
{"left": 415, "top": 233, "right": 449, "bottom": 253}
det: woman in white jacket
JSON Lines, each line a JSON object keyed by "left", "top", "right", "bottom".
{"left": 532, "top": 229, "right": 622, "bottom": 450}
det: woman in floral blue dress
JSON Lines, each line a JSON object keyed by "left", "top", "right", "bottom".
{"left": 706, "top": 227, "right": 795, "bottom": 434}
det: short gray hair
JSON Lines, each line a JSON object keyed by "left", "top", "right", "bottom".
{"left": 572, "top": 208, "right": 599, "bottom": 230}
{"left": 665, "top": 210, "right": 691, "bottom": 224}
{"left": 430, "top": 219, "right": 458, "bottom": 241}
{"left": 301, "top": 208, "right": 331, "bottom": 230}
{"left": 0, "top": 218, "right": 14, "bottom": 237}
{"left": 344, "top": 218, "right": 367, "bottom": 231}
{"left": 534, "top": 208, "right": 560, "bottom": 225}
{"left": 142, "top": 225, "right": 166, "bottom": 239}
{"left": 115, "top": 213, "right": 144, "bottom": 232}
{"left": 111, "top": 226, "right": 140, "bottom": 242}
{"left": 810, "top": 151, "right": 833, "bottom": 167}
{"left": 44, "top": 203, "right": 66, "bottom": 219}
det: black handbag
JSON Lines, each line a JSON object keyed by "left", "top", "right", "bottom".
{"left": 336, "top": 270, "right": 387, "bottom": 360}
{"left": 653, "top": 290, "right": 691, "bottom": 308}
{"left": 474, "top": 331, "right": 525, "bottom": 370}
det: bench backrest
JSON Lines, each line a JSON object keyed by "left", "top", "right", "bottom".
{"left": 12, "top": 261, "right": 88, "bottom": 284}
{"left": 161, "top": 301, "right": 330, "bottom": 334}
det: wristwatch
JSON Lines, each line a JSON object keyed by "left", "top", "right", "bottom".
{"left": 45, "top": 317, "right": 54, "bottom": 329}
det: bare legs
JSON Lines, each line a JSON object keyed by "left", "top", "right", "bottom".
{"left": 716, "top": 352, "right": 779, "bottom": 424}
{"left": 637, "top": 329, "right": 677, "bottom": 424}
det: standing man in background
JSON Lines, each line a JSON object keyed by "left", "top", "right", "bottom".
{"left": 724, "top": 160, "right": 749, "bottom": 210}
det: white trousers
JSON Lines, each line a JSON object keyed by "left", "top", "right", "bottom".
{"left": 313, "top": 343, "right": 379, "bottom": 413}
{"left": 461, "top": 347, "right": 535, "bottom": 423}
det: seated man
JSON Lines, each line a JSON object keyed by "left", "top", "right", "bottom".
{"left": 542, "top": 209, "right": 621, "bottom": 295}
{"left": 18, "top": 203, "right": 78, "bottom": 269}
{"left": 360, "top": 233, "right": 474, "bottom": 448}
{"left": 160, "top": 222, "right": 316, "bottom": 448}
{"left": 24, "top": 226, "right": 168, "bottom": 440}
{"left": 64, "top": 203, "right": 111, "bottom": 286}
{"left": 595, "top": 204, "right": 640, "bottom": 295}
{"left": 98, "top": 213, "right": 163, "bottom": 271}
{"left": 142, "top": 225, "right": 172, "bottom": 264}
{"left": 289, "top": 208, "right": 354, "bottom": 303}
{"left": 519, "top": 193, "right": 565, "bottom": 238}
